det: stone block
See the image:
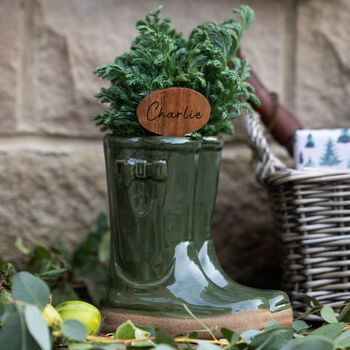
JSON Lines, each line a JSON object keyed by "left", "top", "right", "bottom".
{"left": 0, "top": 0, "right": 20, "bottom": 134}
{"left": 295, "top": 0, "right": 350, "bottom": 129}
{"left": 0, "top": 147, "right": 107, "bottom": 262}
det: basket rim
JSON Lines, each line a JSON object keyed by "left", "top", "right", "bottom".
{"left": 267, "top": 167, "right": 350, "bottom": 185}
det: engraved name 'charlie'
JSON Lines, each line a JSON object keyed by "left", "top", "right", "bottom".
{"left": 147, "top": 101, "right": 203, "bottom": 121}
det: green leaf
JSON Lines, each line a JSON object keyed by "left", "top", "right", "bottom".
{"left": 115, "top": 320, "right": 135, "bottom": 339}
{"left": 240, "top": 329, "right": 263, "bottom": 343}
{"left": 249, "top": 328, "right": 294, "bottom": 350}
{"left": 0, "top": 305, "right": 41, "bottom": 350}
{"left": 52, "top": 282, "right": 79, "bottom": 306}
{"left": 338, "top": 299, "right": 350, "bottom": 322}
{"left": 72, "top": 258, "right": 108, "bottom": 305}
{"left": 186, "top": 331, "right": 198, "bottom": 339}
{"left": 292, "top": 320, "right": 309, "bottom": 333}
{"left": 40, "top": 268, "right": 68, "bottom": 279}
{"left": 15, "top": 237, "right": 30, "bottom": 255}
{"left": 320, "top": 305, "right": 338, "bottom": 323}
{"left": 115, "top": 320, "right": 154, "bottom": 347}
{"left": 0, "top": 289, "right": 12, "bottom": 303}
{"left": 68, "top": 343, "right": 124, "bottom": 350}
{"left": 221, "top": 328, "right": 239, "bottom": 343}
{"left": 154, "top": 345, "right": 176, "bottom": 350}
{"left": 0, "top": 303, "right": 17, "bottom": 323}
{"left": 291, "top": 336, "right": 334, "bottom": 350}
{"left": 135, "top": 324, "right": 156, "bottom": 337}
{"left": 334, "top": 329, "right": 350, "bottom": 347}
{"left": 310, "top": 322, "right": 346, "bottom": 340}
{"left": 98, "top": 231, "right": 110, "bottom": 263}
{"left": 155, "top": 329, "right": 177, "bottom": 347}
{"left": 0, "top": 303, "right": 5, "bottom": 317}
{"left": 280, "top": 339, "right": 297, "bottom": 350}
{"left": 302, "top": 295, "right": 320, "bottom": 308}
{"left": 61, "top": 319, "right": 88, "bottom": 341}
{"left": 264, "top": 320, "right": 278, "bottom": 331}
{"left": 0, "top": 259, "right": 16, "bottom": 282}
{"left": 68, "top": 343, "right": 96, "bottom": 350}
{"left": 24, "top": 304, "right": 51, "bottom": 350}
{"left": 12, "top": 271, "right": 50, "bottom": 310}
{"left": 197, "top": 340, "right": 221, "bottom": 350}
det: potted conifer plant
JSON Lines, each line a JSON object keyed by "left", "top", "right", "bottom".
{"left": 92, "top": 5, "right": 292, "bottom": 337}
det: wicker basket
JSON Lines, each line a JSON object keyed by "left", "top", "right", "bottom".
{"left": 246, "top": 115, "right": 350, "bottom": 316}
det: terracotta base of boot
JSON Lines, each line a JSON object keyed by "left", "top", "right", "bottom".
{"left": 102, "top": 307, "right": 293, "bottom": 339}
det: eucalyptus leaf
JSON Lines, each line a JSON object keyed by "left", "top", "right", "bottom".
{"left": 115, "top": 320, "right": 137, "bottom": 339}
{"left": 115, "top": 320, "right": 154, "bottom": 347}
{"left": 309, "top": 322, "right": 346, "bottom": 340}
{"left": 0, "top": 303, "right": 5, "bottom": 317}
{"left": 264, "top": 320, "right": 278, "bottom": 331}
{"left": 292, "top": 320, "right": 309, "bottom": 333}
{"left": 197, "top": 340, "right": 221, "bottom": 350}
{"left": 154, "top": 345, "right": 176, "bottom": 350}
{"left": 338, "top": 299, "right": 350, "bottom": 322}
{"left": 249, "top": 328, "right": 294, "bottom": 350}
{"left": 0, "top": 303, "right": 17, "bottom": 323}
{"left": 291, "top": 336, "right": 334, "bottom": 350}
{"left": 68, "top": 343, "right": 95, "bottom": 350}
{"left": 240, "top": 329, "right": 263, "bottom": 343}
{"left": 320, "top": 305, "right": 338, "bottom": 323}
{"left": 0, "top": 305, "right": 41, "bottom": 350}
{"left": 302, "top": 295, "right": 320, "bottom": 308}
{"left": 61, "top": 319, "right": 88, "bottom": 341}
{"left": 12, "top": 271, "right": 50, "bottom": 310}
{"left": 280, "top": 339, "right": 297, "bottom": 350}
{"left": 68, "top": 343, "right": 124, "bottom": 350}
{"left": 155, "top": 329, "right": 177, "bottom": 347}
{"left": 221, "top": 328, "right": 239, "bottom": 344}
{"left": 135, "top": 324, "right": 156, "bottom": 337}
{"left": 24, "top": 304, "right": 51, "bottom": 350}
{"left": 333, "top": 329, "right": 350, "bottom": 347}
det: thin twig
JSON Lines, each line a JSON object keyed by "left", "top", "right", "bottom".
{"left": 183, "top": 303, "right": 218, "bottom": 341}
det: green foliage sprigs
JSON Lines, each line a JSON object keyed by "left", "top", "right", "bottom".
{"left": 92, "top": 5, "right": 259, "bottom": 137}
{"left": 1, "top": 213, "right": 110, "bottom": 309}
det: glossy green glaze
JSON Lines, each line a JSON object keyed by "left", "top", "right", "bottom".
{"left": 103, "top": 135, "right": 291, "bottom": 318}
{"left": 194, "top": 138, "right": 291, "bottom": 313}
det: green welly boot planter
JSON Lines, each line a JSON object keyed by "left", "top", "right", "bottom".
{"left": 102, "top": 136, "right": 293, "bottom": 337}
{"left": 194, "top": 138, "right": 291, "bottom": 313}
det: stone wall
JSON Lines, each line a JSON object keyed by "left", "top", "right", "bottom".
{"left": 1, "top": 0, "right": 349, "bottom": 289}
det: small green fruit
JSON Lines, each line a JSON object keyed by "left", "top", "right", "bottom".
{"left": 56, "top": 300, "right": 101, "bottom": 335}
{"left": 42, "top": 304, "right": 63, "bottom": 327}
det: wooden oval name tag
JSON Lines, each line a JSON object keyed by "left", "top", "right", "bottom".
{"left": 136, "top": 87, "right": 211, "bottom": 137}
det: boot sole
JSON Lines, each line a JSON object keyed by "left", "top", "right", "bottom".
{"left": 102, "top": 307, "right": 293, "bottom": 338}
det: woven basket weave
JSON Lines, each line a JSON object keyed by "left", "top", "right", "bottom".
{"left": 246, "top": 115, "right": 350, "bottom": 316}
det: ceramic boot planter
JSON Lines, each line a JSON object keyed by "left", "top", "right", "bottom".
{"left": 102, "top": 135, "right": 293, "bottom": 337}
